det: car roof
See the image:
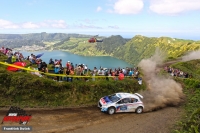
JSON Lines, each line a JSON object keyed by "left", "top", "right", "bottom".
{"left": 115, "top": 92, "right": 143, "bottom": 99}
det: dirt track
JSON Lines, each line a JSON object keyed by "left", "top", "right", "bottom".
{"left": 0, "top": 105, "right": 182, "bottom": 133}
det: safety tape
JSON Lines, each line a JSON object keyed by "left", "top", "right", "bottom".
{"left": 0, "top": 61, "right": 134, "bottom": 78}
{"left": 0, "top": 62, "right": 40, "bottom": 72}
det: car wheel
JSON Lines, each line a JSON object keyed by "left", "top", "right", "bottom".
{"left": 135, "top": 106, "right": 143, "bottom": 114}
{"left": 107, "top": 107, "right": 115, "bottom": 115}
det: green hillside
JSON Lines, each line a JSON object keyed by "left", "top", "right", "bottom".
{"left": 1, "top": 33, "right": 200, "bottom": 66}
{"left": 54, "top": 35, "right": 200, "bottom": 66}
{"left": 113, "top": 35, "right": 200, "bottom": 65}
{"left": 70, "top": 35, "right": 129, "bottom": 56}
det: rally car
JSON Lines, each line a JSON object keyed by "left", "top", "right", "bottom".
{"left": 98, "top": 92, "right": 144, "bottom": 115}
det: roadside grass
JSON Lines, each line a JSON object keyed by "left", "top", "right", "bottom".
{"left": 172, "top": 78, "right": 200, "bottom": 133}
{"left": 170, "top": 60, "right": 200, "bottom": 133}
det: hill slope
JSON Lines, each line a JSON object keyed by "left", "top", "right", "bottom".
{"left": 56, "top": 35, "right": 200, "bottom": 66}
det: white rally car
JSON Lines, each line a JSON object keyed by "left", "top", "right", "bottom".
{"left": 98, "top": 92, "right": 144, "bottom": 115}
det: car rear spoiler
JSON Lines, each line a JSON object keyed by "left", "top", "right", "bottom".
{"left": 134, "top": 93, "right": 143, "bottom": 99}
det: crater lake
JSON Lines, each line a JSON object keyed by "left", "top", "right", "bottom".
{"left": 21, "top": 50, "right": 133, "bottom": 69}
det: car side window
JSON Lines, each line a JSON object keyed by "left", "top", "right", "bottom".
{"left": 130, "top": 98, "right": 138, "bottom": 103}
{"left": 117, "top": 98, "right": 128, "bottom": 104}
{"left": 122, "top": 98, "right": 131, "bottom": 103}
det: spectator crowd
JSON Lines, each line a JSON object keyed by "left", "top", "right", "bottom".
{"left": 1, "top": 46, "right": 141, "bottom": 83}
{"left": 164, "top": 66, "right": 193, "bottom": 78}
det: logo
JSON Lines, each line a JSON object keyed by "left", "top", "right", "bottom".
{"left": 1, "top": 106, "right": 32, "bottom": 125}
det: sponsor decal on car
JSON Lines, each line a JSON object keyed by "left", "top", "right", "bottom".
{"left": 101, "top": 98, "right": 106, "bottom": 104}
{"left": 119, "top": 105, "right": 127, "bottom": 110}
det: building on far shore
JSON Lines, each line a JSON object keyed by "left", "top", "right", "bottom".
{"left": 13, "top": 45, "right": 46, "bottom": 51}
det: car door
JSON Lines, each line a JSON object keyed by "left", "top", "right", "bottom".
{"left": 128, "top": 98, "right": 139, "bottom": 112}
{"left": 115, "top": 98, "right": 130, "bottom": 113}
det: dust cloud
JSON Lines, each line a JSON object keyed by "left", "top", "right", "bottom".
{"left": 181, "top": 50, "right": 200, "bottom": 62}
{"left": 138, "top": 49, "right": 184, "bottom": 112}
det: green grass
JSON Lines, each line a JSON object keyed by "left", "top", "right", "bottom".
{"left": 170, "top": 61, "right": 200, "bottom": 133}
{"left": 173, "top": 78, "right": 200, "bottom": 133}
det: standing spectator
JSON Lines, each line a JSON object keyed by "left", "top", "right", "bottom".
{"left": 59, "top": 59, "right": 64, "bottom": 81}
{"left": 19, "top": 53, "right": 24, "bottom": 61}
{"left": 122, "top": 68, "right": 126, "bottom": 76}
{"left": 16, "top": 52, "right": 20, "bottom": 62}
{"left": 84, "top": 65, "right": 88, "bottom": 75}
{"left": 11, "top": 54, "right": 17, "bottom": 63}
{"left": 70, "top": 67, "right": 74, "bottom": 82}
{"left": 66, "top": 67, "right": 71, "bottom": 82}
{"left": 41, "top": 62, "right": 48, "bottom": 73}
{"left": 54, "top": 62, "right": 60, "bottom": 81}
{"left": 36, "top": 59, "right": 42, "bottom": 71}
{"left": 49, "top": 58, "right": 54, "bottom": 65}
{"left": 66, "top": 61, "right": 71, "bottom": 70}
{"left": 6, "top": 49, "right": 12, "bottom": 64}
{"left": 92, "top": 67, "right": 98, "bottom": 81}
{"left": 0, "top": 46, "right": 5, "bottom": 53}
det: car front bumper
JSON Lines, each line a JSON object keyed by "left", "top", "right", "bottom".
{"left": 101, "top": 107, "right": 108, "bottom": 112}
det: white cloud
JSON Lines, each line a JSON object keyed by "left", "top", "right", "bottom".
{"left": 82, "top": 19, "right": 95, "bottom": 24}
{"left": 77, "top": 19, "right": 98, "bottom": 24}
{"left": 0, "top": 19, "right": 19, "bottom": 29}
{"left": 75, "top": 24, "right": 103, "bottom": 29}
{"left": 22, "top": 22, "right": 40, "bottom": 29}
{"left": 0, "top": 19, "right": 67, "bottom": 29}
{"left": 110, "top": 0, "right": 144, "bottom": 14}
{"left": 150, "top": 0, "right": 200, "bottom": 15}
{"left": 108, "top": 25, "right": 119, "bottom": 29}
{"left": 43, "top": 20, "right": 67, "bottom": 28}
{"left": 96, "top": 6, "right": 102, "bottom": 12}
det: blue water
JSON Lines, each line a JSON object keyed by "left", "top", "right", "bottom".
{"left": 21, "top": 50, "right": 132, "bottom": 69}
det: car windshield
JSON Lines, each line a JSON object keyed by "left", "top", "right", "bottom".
{"left": 108, "top": 94, "right": 120, "bottom": 102}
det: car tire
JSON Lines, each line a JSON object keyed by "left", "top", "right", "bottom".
{"left": 135, "top": 106, "right": 143, "bottom": 114}
{"left": 107, "top": 107, "right": 115, "bottom": 115}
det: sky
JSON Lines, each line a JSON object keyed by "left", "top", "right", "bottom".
{"left": 0, "top": 0, "right": 200, "bottom": 40}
